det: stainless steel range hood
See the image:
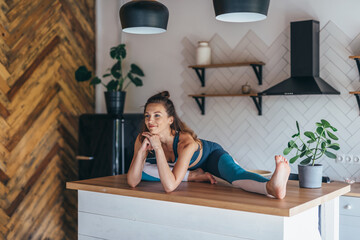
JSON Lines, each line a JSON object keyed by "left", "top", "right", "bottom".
{"left": 261, "top": 20, "right": 340, "bottom": 96}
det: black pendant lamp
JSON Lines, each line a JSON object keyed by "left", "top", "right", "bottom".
{"left": 119, "top": 0, "right": 169, "bottom": 34}
{"left": 213, "top": 0, "right": 270, "bottom": 23}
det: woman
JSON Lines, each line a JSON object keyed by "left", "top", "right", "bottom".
{"left": 127, "top": 91, "right": 290, "bottom": 199}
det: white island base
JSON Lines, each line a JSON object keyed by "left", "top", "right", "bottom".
{"left": 78, "top": 190, "right": 339, "bottom": 240}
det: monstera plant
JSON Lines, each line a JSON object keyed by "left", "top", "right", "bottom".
{"left": 75, "top": 43, "right": 144, "bottom": 114}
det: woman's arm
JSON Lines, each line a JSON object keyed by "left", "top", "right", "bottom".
{"left": 127, "top": 135, "right": 151, "bottom": 187}
{"left": 143, "top": 132, "right": 197, "bottom": 192}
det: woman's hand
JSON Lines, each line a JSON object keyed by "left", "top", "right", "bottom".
{"left": 142, "top": 132, "right": 162, "bottom": 150}
{"left": 140, "top": 137, "right": 153, "bottom": 153}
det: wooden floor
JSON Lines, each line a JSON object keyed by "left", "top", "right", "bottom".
{"left": 0, "top": 0, "right": 95, "bottom": 239}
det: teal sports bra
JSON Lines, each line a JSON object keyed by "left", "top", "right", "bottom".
{"left": 172, "top": 132, "right": 200, "bottom": 166}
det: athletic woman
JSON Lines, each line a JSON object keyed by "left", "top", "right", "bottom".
{"left": 127, "top": 91, "right": 290, "bottom": 199}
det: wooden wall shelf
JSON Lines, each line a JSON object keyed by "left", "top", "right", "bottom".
{"left": 188, "top": 61, "right": 265, "bottom": 116}
{"left": 188, "top": 94, "right": 262, "bottom": 116}
{"left": 188, "top": 62, "right": 265, "bottom": 68}
{"left": 189, "top": 93, "right": 259, "bottom": 97}
{"left": 188, "top": 62, "right": 264, "bottom": 87}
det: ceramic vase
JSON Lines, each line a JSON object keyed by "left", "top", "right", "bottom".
{"left": 196, "top": 41, "right": 211, "bottom": 65}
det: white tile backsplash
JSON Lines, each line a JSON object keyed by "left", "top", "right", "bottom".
{"left": 181, "top": 21, "right": 360, "bottom": 182}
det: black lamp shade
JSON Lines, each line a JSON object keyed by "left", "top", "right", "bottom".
{"left": 213, "top": 0, "right": 270, "bottom": 22}
{"left": 120, "top": 1, "right": 169, "bottom": 34}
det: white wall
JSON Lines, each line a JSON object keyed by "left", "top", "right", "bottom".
{"left": 115, "top": 0, "right": 360, "bottom": 115}
{"left": 95, "top": 0, "right": 122, "bottom": 113}
{"left": 97, "top": 0, "right": 360, "bottom": 113}
{"left": 96, "top": 0, "right": 360, "bottom": 181}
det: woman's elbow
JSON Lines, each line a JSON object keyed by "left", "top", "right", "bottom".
{"left": 164, "top": 186, "right": 176, "bottom": 193}
{"left": 163, "top": 183, "right": 179, "bottom": 193}
{"left": 128, "top": 181, "right": 138, "bottom": 188}
{"left": 127, "top": 176, "right": 140, "bottom": 188}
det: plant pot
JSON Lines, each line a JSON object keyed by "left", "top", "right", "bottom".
{"left": 104, "top": 91, "right": 126, "bottom": 115}
{"left": 298, "top": 164, "right": 323, "bottom": 188}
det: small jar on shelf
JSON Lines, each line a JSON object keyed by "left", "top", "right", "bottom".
{"left": 196, "top": 41, "right": 211, "bottom": 65}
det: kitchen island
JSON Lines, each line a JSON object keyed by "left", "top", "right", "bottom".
{"left": 67, "top": 175, "right": 350, "bottom": 240}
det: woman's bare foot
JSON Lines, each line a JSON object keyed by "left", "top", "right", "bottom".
{"left": 266, "top": 155, "right": 290, "bottom": 199}
{"left": 188, "top": 168, "right": 217, "bottom": 184}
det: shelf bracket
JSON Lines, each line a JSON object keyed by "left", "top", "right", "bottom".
{"left": 192, "top": 96, "right": 205, "bottom": 115}
{"left": 250, "top": 64, "right": 263, "bottom": 85}
{"left": 354, "top": 59, "right": 360, "bottom": 80}
{"left": 250, "top": 96, "right": 262, "bottom": 116}
{"left": 193, "top": 68, "right": 205, "bottom": 87}
{"left": 354, "top": 94, "right": 360, "bottom": 113}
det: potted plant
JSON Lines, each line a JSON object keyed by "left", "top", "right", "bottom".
{"left": 283, "top": 119, "right": 340, "bottom": 188}
{"left": 75, "top": 44, "right": 144, "bottom": 115}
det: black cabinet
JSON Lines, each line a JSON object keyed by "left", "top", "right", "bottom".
{"left": 78, "top": 114, "right": 143, "bottom": 180}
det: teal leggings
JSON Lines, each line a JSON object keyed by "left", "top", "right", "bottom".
{"left": 142, "top": 147, "right": 270, "bottom": 195}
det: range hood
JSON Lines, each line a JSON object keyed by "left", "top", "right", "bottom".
{"left": 261, "top": 20, "right": 340, "bottom": 95}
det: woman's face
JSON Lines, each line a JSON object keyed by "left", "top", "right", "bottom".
{"left": 144, "top": 103, "right": 174, "bottom": 134}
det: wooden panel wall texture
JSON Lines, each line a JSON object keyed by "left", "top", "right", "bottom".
{"left": 0, "top": 0, "right": 95, "bottom": 239}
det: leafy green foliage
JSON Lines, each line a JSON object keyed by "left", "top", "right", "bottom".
{"left": 127, "top": 73, "right": 143, "bottom": 87}
{"left": 110, "top": 44, "right": 126, "bottom": 60}
{"left": 74, "top": 44, "right": 144, "bottom": 91}
{"left": 75, "top": 66, "right": 92, "bottom": 82}
{"left": 106, "top": 80, "right": 119, "bottom": 91}
{"left": 283, "top": 120, "right": 340, "bottom": 166}
{"left": 90, "top": 77, "right": 101, "bottom": 85}
{"left": 130, "top": 64, "right": 144, "bottom": 76}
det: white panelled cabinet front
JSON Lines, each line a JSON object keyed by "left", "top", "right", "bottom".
{"left": 340, "top": 196, "right": 360, "bottom": 240}
{"left": 77, "top": 190, "right": 327, "bottom": 240}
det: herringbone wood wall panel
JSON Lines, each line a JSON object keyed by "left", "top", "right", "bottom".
{"left": 0, "top": 0, "right": 95, "bottom": 239}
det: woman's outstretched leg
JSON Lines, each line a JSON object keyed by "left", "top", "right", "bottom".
{"left": 142, "top": 154, "right": 290, "bottom": 199}
{"left": 266, "top": 155, "right": 290, "bottom": 199}
{"left": 201, "top": 149, "right": 290, "bottom": 199}
{"left": 201, "top": 149, "right": 269, "bottom": 195}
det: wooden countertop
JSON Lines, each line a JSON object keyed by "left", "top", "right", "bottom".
{"left": 66, "top": 175, "right": 350, "bottom": 217}
{"left": 345, "top": 183, "right": 360, "bottom": 197}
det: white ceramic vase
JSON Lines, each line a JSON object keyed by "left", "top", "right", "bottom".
{"left": 196, "top": 41, "right": 211, "bottom": 65}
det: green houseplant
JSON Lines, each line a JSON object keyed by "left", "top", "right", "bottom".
{"left": 75, "top": 44, "right": 144, "bottom": 114}
{"left": 283, "top": 119, "right": 340, "bottom": 188}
